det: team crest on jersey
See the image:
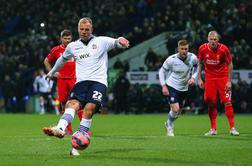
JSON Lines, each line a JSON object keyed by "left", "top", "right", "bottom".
{"left": 92, "top": 44, "right": 97, "bottom": 49}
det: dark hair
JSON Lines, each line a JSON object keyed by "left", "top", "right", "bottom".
{"left": 61, "top": 29, "right": 72, "bottom": 37}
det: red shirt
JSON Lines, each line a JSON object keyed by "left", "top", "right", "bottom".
{"left": 47, "top": 44, "right": 75, "bottom": 79}
{"left": 198, "top": 43, "right": 232, "bottom": 80}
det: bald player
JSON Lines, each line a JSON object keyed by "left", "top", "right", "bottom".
{"left": 197, "top": 31, "right": 239, "bottom": 136}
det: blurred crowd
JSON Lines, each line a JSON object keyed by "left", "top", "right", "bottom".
{"left": 0, "top": 0, "right": 251, "bottom": 113}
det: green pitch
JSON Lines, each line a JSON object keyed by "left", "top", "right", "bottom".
{"left": 0, "top": 114, "right": 251, "bottom": 166}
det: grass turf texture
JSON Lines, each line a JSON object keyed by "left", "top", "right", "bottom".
{"left": 0, "top": 114, "right": 251, "bottom": 166}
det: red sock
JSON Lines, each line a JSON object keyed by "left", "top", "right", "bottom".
{"left": 61, "top": 105, "right": 65, "bottom": 114}
{"left": 225, "top": 104, "right": 234, "bottom": 129}
{"left": 208, "top": 106, "right": 217, "bottom": 130}
{"left": 77, "top": 110, "right": 83, "bottom": 121}
{"left": 66, "top": 123, "right": 72, "bottom": 132}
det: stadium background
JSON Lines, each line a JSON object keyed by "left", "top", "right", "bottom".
{"left": 0, "top": 0, "right": 251, "bottom": 114}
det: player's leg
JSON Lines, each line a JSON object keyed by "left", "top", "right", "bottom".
{"left": 164, "top": 86, "right": 181, "bottom": 137}
{"left": 69, "top": 103, "right": 95, "bottom": 156}
{"left": 77, "top": 103, "right": 97, "bottom": 134}
{"left": 58, "top": 78, "right": 73, "bottom": 135}
{"left": 204, "top": 80, "right": 218, "bottom": 136}
{"left": 76, "top": 81, "right": 106, "bottom": 135}
{"left": 39, "top": 94, "right": 45, "bottom": 114}
{"left": 217, "top": 79, "right": 239, "bottom": 136}
{"left": 165, "top": 103, "right": 179, "bottom": 136}
{"left": 70, "top": 81, "right": 106, "bottom": 155}
{"left": 43, "top": 99, "right": 81, "bottom": 138}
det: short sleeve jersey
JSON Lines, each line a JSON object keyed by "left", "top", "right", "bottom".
{"left": 197, "top": 43, "right": 232, "bottom": 80}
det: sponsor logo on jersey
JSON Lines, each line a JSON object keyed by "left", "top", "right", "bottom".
{"left": 79, "top": 53, "right": 90, "bottom": 59}
{"left": 206, "top": 59, "right": 218, "bottom": 65}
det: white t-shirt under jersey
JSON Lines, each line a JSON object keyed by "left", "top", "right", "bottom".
{"left": 63, "top": 36, "right": 117, "bottom": 87}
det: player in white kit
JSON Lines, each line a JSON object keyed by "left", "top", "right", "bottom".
{"left": 42, "top": 17, "right": 129, "bottom": 155}
{"left": 159, "top": 39, "right": 198, "bottom": 136}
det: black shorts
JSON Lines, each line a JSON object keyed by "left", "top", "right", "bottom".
{"left": 69, "top": 80, "right": 107, "bottom": 107}
{"left": 167, "top": 85, "right": 188, "bottom": 107}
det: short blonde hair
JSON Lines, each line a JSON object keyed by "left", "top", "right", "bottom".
{"left": 178, "top": 39, "right": 189, "bottom": 47}
{"left": 78, "top": 17, "right": 93, "bottom": 27}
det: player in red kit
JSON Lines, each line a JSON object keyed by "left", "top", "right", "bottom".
{"left": 197, "top": 31, "right": 239, "bottom": 136}
{"left": 44, "top": 29, "right": 82, "bottom": 134}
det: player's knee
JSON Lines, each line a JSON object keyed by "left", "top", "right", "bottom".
{"left": 204, "top": 98, "right": 216, "bottom": 107}
{"left": 170, "top": 103, "right": 180, "bottom": 113}
{"left": 65, "top": 99, "right": 81, "bottom": 110}
{"left": 171, "top": 107, "right": 180, "bottom": 113}
{"left": 208, "top": 102, "right": 217, "bottom": 107}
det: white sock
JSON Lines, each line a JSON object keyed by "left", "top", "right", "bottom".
{"left": 57, "top": 108, "right": 75, "bottom": 131}
{"left": 57, "top": 119, "right": 68, "bottom": 131}
{"left": 78, "top": 118, "right": 92, "bottom": 133}
{"left": 80, "top": 118, "right": 92, "bottom": 128}
{"left": 169, "top": 111, "right": 178, "bottom": 119}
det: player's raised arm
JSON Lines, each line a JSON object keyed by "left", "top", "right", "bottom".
{"left": 116, "top": 37, "right": 130, "bottom": 48}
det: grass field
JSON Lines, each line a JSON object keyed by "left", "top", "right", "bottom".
{"left": 0, "top": 114, "right": 251, "bottom": 166}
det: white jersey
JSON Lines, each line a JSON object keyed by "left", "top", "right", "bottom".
{"left": 33, "top": 74, "right": 53, "bottom": 93}
{"left": 159, "top": 52, "right": 198, "bottom": 91}
{"left": 63, "top": 36, "right": 117, "bottom": 87}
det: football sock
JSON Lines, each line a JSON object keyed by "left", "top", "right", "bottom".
{"left": 61, "top": 106, "right": 73, "bottom": 132}
{"left": 208, "top": 105, "right": 217, "bottom": 130}
{"left": 61, "top": 105, "right": 65, "bottom": 114}
{"left": 77, "top": 110, "right": 83, "bottom": 121}
{"left": 168, "top": 110, "right": 178, "bottom": 120}
{"left": 78, "top": 118, "right": 92, "bottom": 133}
{"left": 225, "top": 104, "right": 234, "bottom": 129}
{"left": 40, "top": 99, "right": 45, "bottom": 114}
{"left": 57, "top": 108, "right": 75, "bottom": 131}
{"left": 167, "top": 110, "right": 178, "bottom": 128}
{"left": 66, "top": 123, "right": 73, "bottom": 132}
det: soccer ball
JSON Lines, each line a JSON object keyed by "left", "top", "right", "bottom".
{"left": 71, "top": 131, "right": 90, "bottom": 150}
